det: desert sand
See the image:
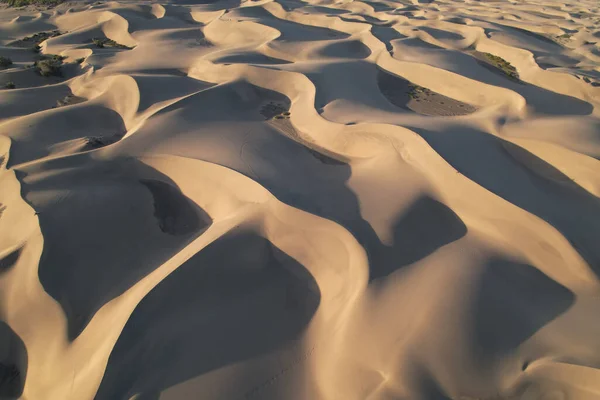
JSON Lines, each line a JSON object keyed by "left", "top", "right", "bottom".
{"left": 0, "top": 0, "right": 600, "bottom": 399}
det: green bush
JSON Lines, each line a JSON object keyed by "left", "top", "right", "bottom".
{"left": 92, "top": 37, "right": 131, "bottom": 49}
{"left": 3, "top": 82, "right": 16, "bottom": 89}
{"left": 34, "top": 54, "right": 66, "bottom": 77}
{"left": 1, "top": 0, "right": 63, "bottom": 7}
{"left": 0, "top": 56, "right": 12, "bottom": 68}
{"left": 482, "top": 52, "right": 519, "bottom": 80}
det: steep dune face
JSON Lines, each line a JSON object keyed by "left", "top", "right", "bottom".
{"left": 1, "top": 0, "right": 600, "bottom": 399}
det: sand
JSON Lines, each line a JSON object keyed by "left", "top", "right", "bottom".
{"left": 0, "top": 0, "right": 600, "bottom": 399}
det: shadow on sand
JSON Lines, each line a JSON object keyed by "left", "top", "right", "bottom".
{"left": 95, "top": 229, "right": 320, "bottom": 399}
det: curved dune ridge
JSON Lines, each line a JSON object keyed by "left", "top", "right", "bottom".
{"left": 0, "top": 0, "right": 600, "bottom": 399}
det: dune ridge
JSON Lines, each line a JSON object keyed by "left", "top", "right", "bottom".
{"left": 1, "top": 0, "right": 600, "bottom": 399}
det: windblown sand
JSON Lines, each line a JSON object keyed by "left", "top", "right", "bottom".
{"left": 1, "top": 0, "right": 600, "bottom": 399}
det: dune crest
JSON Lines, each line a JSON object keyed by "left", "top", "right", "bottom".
{"left": 1, "top": 0, "right": 600, "bottom": 399}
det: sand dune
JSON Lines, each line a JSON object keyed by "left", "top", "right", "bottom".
{"left": 1, "top": 0, "right": 600, "bottom": 399}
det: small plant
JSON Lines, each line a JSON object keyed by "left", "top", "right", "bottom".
{"left": 34, "top": 54, "right": 66, "bottom": 77}
{"left": 3, "top": 82, "right": 16, "bottom": 89}
{"left": 0, "top": 56, "right": 12, "bottom": 68}
{"left": 55, "top": 94, "right": 85, "bottom": 107}
{"left": 92, "top": 37, "right": 131, "bottom": 49}
{"left": 481, "top": 52, "right": 519, "bottom": 80}
{"left": 75, "top": 57, "right": 85, "bottom": 64}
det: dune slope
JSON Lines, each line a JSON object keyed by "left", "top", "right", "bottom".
{"left": 1, "top": 0, "right": 600, "bottom": 399}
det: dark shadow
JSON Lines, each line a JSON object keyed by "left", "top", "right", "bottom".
{"left": 473, "top": 257, "right": 574, "bottom": 357}
{"left": 340, "top": 14, "right": 388, "bottom": 25}
{"left": 6, "top": 104, "right": 127, "bottom": 168}
{"left": 0, "top": 322, "right": 27, "bottom": 399}
{"left": 120, "top": 80, "right": 467, "bottom": 286}
{"left": 315, "top": 40, "right": 372, "bottom": 59}
{"left": 95, "top": 230, "right": 320, "bottom": 400}
{"left": 371, "top": 25, "right": 408, "bottom": 52}
{"left": 362, "top": 0, "right": 395, "bottom": 12}
{"left": 0, "top": 247, "right": 22, "bottom": 274}
{"left": 162, "top": 0, "right": 240, "bottom": 8}
{"left": 21, "top": 157, "right": 212, "bottom": 340}
{"left": 369, "top": 196, "right": 467, "bottom": 280}
{"left": 303, "top": 6, "right": 351, "bottom": 16}
{"left": 212, "top": 52, "right": 292, "bottom": 65}
{"left": 376, "top": 68, "right": 477, "bottom": 116}
{"left": 413, "top": 364, "right": 452, "bottom": 400}
{"left": 420, "top": 26, "right": 464, "bottom": 41}
{"left": 139, "top": 179, "right": 208, "bottom": 236}
{"left": 229, "top": 6, "right": 350, "bottom": 41}
{"left": 407, "top": 258, "right": 573, "bottom": 400}
{"left": 246, "top": 139, "right": 461, "bottom": 283}
{"left": 484, "top": 25, "right": 581, "bottom": 69}
{"left": 410, "top": 125, "right": 600, "bottom": 277}
{"left": 387, "top": 41, "right": 593, "bottom": 115}
{"left": 304, "top": 61, "right": 399, "bottom": 112}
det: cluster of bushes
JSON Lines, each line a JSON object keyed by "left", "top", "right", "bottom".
{"left": 1, "top": 0, "right": 63, "bottom": 7}
{"left": 1, "top": 57, "right": 14, "bottom": 88}
{"left": 18, "top": 30, "right": 62, "bottom": 53}
{"left": 34, "top": 54, "right": 66, "bottom": 76}
{"left": 0, "top": 56, "right": 12, "bottom": 68}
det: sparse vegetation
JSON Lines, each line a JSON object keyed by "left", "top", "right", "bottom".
{"left": 408, "top": 83, "right": 433, "bottom": 99}
{"left": 92, "top": 37, "right": 132, "bottom": 49}
{"left": 554, "top": 33, "right": 573, "bottom": 45}
{"left": 11, "top": 31, "right": 62, "bottom": 52}
{"left": 75, "top": 57, "right": 85, "bottom": 64}
{"left": 481, "top": 52, "right": 519, "bottom": 80}
{"left": 260, "top": 102, "right": 290, "bottom": 120}
{"left": 0, "top": 56, "right": 12, "bottom": 68}
{"left": 82, "top": 134, "right": 122, "bottom": 151}
{"left": 22, "top": 30, "right": 61, "bottom": 43}
{"left": 3, "top": 82, "right": 16, "bottom": 89}
{"left": 1, "top": 0, "right": 63, "bottom": 7}
{"left": 34, "top": 54, "right": 66, "bottom": 77}
{"left": 55, "top": 94, "right": 85, "bottom": 107}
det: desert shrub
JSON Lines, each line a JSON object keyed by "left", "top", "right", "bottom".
{"left": 34, "top": 54, "right": 65, "bottom": 77}
{"left": 482, "top": 52, "right": 519, "bottom": 80}
{"left": 0, "top": 57, "right": 12, "bottom": 68}
{"left": 92, "top": 37, "right": 131, "bottom": 49}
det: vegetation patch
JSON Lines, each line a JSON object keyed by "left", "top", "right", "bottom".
{"left": 480, "top": 52, "right": 519, "bottom": 81}
{"left": 92, "top": 37, "right": 132, "bottom": 49}
{"left": 10, "top": 30, "right": 62, "bottom": 52}
{"left": 260, "top": 102, "right": 290, "bottom": 120}
{"left": 55, "top": 94, "right": 86, "bottom": 107}
{"left": 408, "top": 84, "right": 433, "bottom": 99}
{"left": 3, "top": 82, "right": 16, "bottom": 89}
{"left": 0, "top": 56, "right": 12, "bottom": 68}
{"left": 1, "top": 0, "right": 63, "bottom": 7}
{"left": 82, "top": 134, "right": 122, "bottom": 151}
{"left": 553, "top": 33, "right": 573, "bottom": 45}
{"left": 34, "top": 54, "right": 66, "bottom": 77}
